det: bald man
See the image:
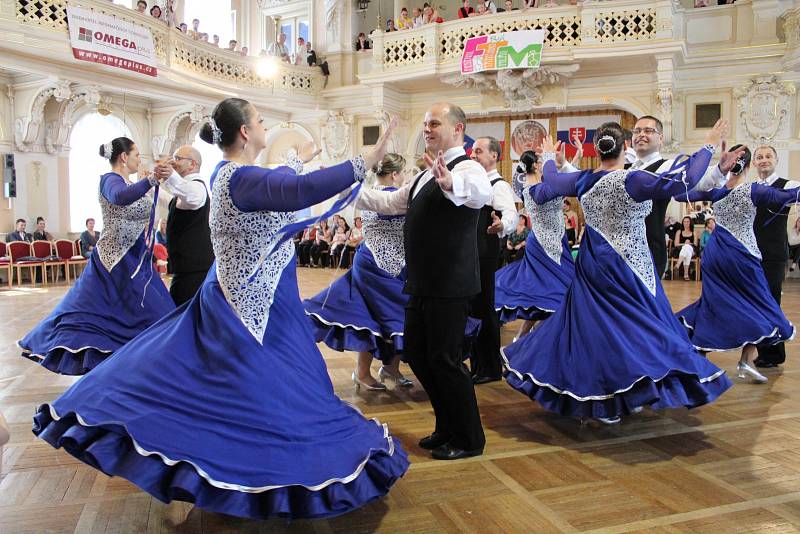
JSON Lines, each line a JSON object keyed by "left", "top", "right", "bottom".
{"left": 155, "top": 146, "right": 214, "bottom": 305}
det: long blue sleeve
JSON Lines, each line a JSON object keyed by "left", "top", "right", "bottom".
{"left": 625, "top": 146, "right": 714, "bottom": 202}
{"left": 673, "top": 188, "right": 722, "bottom": 204}
{"left": 100, "top": 173, "right": 152, "bottom": 206}
{"left": 751, "top": 184, "right": 800, "bottom": 209}
{"left": 229, "top": 160, "right": 358, "bottom": 213}
{"left": 541, "top": 158, "right": 581, "bottom": 197}
{"left": 530, "top": 182, "right": 564, "bottom": 204}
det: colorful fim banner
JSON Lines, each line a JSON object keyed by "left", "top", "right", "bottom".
{"left": 67, "top": 6, "right": 158, "bottom": 77}
{"left": 461, "top": 29, "right": 544, "bottom": 75}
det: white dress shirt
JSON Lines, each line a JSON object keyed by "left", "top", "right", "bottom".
{"left": 356, "top": 146, "right": 492, "bottom": 215}
{"left": 760, "top": 171, "right": 800, "bottom": 189}
{"left": 486, "top": 169, "right": 518, "bottom": 238}
{"left": 161, "top": 171, "right": 207, "bottom": 210}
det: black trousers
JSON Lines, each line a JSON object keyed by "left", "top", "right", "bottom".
{"left": 297, "top": 241, "right": 313, "bottom": 266}
{"left": 469, "top": 256, "right": 502, "bottom": 379}
{"left": 405, "top": 295, "right": 485, "bottom": 451}
{"left": 170, "top": 270, "right": 207, "bottom": 306}
{"left": 757, "top": 259, "right": 787, "bottom": 364}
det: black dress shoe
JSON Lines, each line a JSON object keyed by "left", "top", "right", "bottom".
{"left": 754, "top": 359, "right": 779, "bottom": 369}
{"left": 472, "top": 375, "right": 501, "bottom": 385}
{"left": 431, "top": 443, "right": 483, "bottom": 461}
{"left": 418, "top": 432, "right": 450, "bottom": 450}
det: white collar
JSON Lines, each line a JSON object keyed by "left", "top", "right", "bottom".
{"left": 634, "top": 151, "right": 663, "bottom": 168}
{"left": 762, "top": 172, "right": 780, "bottom": 185}
{"left": 487, "top": 168, "right": 501, "bottom": 180}
{"left": 443, "top": 146, "right": 467, "bottom": 164}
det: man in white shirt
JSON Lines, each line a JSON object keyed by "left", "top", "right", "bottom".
{"left": 356, "top": 102, "right": 491, "bottom": 461}
{"left": 751, "top": 145, "right": 800, "bottom": 368}
{"left": 154, "top": 146, "right": 214, "bottom": 305}
{"left": 468, "top": 136, "right": 517, "bottom": 384}
{"left": 267, "top": 32, "right": 290, "bottom": 62}
{"left": 483, "top": 0, "right": 498, "bottom": 13}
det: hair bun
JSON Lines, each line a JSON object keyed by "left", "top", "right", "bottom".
{"left": 596, "top": 135, "right": 617, "bottom": 155}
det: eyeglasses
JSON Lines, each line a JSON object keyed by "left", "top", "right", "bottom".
{"left": 632, "top": 127, "right": 660, "bottom": 136}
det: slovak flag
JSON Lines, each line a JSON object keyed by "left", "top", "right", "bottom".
{"left": 556, "top": 115, "right": 621, "bottom": 158}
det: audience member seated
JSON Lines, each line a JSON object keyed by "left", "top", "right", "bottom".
{"left": 502, "top": 215, "right": 530, "bottom": 265}
{"left": 503, "top": 0, "right": 518, "bottom": 11}
{"left": 310, "top": 220, "right": 332, "bottom": 267}
{"left": 673, "top": 215, "right": 697, "bottom": 281}
{"left": 355, "top": 33, "right": 371, "bottom": 51}
{"left": 346, "top": 216, "right": 364, "bottom": 259}
{"left": 412, "top": 7, "right": 424, "bottom": 27}
{"left": 136, "top": 0, "right": 147, "bottom": 15}
{"left": 458, "top": 0, "right": 475, "bottom": 18}
{"left": 386, "top": 18, "right": 397, "bottom": 32}
{"left": 479, "top": 0, "right": 498, "bottom": 13}
{"left": 156, "top": 219, "right": 168, "bottom": 246}
{"left": 32, "top": 216, "right": 53, "bottom": 241}
{"left": 7, "top": 218, "right": 32, "bottom": 242}
{"left": 563, "top": 199, "right": 579, "bottom": 246}
{"left": 790, "top": 218, "right": 800, "bottom": 272}
{"left": 80, "top": 218, "right": 100, "bottom": 258}
{"left": 297, "top": 224, "right": 317, "bottom": 267}
{"left": 329, "top": 217, "right": 351, "bottom": 267}
{"left": 267, "top": 33, "right": 291, "bottom": 62}
{"left": 700, "top": 217, "right": 715, "bottom": 257}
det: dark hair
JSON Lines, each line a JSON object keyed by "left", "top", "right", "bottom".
{"left": 623, "top": 129, "right": 633, "bottom": 142}
{"left": 682, "top": 216, "right": 692, "bottom": 229}
{"left": 729, "top": 144, "right": 751, "bottom": 175}
{"left": 137, "top": 0, "right": 146, "bottom": 6}
{"left": 477, "top": 136, "right": 502, "bottom": 161}
{"left": 86, "top": 218, "right": 95, "bottom": 226}
{"left": 594, "top": 122, "right": 625, "bottom": 161}
{"left": 149, "top": 5, "right": 161, "bottom": 15}
{"left": 519, "top": 150, "right": 538, "bottom": 174}
{"left": 15, "top": 218, "right": 25, "bottom": 225}
{"left": 518, "top": 214, "right": 529, "bottom": 226}
{"left": 636, "top": 115, "right": 663, "bottom": 133}
{"left": 36, "top": 216, "right": 44, "bottom": 223}
{"left": 99, "top": 137, "right": 135, "bottom": 164}
{"left": 705, "top": 218, "right": 715, "bottom": 229}
{"left": 199, "top": 98, "right": 254, "bottom": 149}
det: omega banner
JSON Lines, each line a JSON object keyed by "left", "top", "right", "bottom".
{"left": 67, "top": 6, "right": 157, "bottom": 77}
{"left": 461, "top": 29, "right": 544, "bottom": 75}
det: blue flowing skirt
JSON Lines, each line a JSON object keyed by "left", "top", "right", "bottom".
{"left": 19, "top": 238, "right": 175, "bottom": 375}
{"left": 33, "top": 263, "right": 409, "bottom": 520}
{"left": 502, "top": 226, "right": 732, "bottom": 419}
{"left": 304, "top": 246, "right": 407, "bottom": 363}
{"left": 495, "top": 232, "right": 575, "bottom": 324}
{"left": 677, "top": 227, "right": 795, "bottom": 351}
{"left": 304, "top": 245, "right": 480, "bottom": 363}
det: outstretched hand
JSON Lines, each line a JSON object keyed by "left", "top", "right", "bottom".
{"left": 424, "top": 151, "right": 453, "bottom": 191}
{"left": 363, "top": 117, "right": 398, "bottom": 171}
{"left": 487, "top": 212, "right": 503, "bottom": 235}
{"left": 297, "top": 142, "right": 322, "bottom": 164}
{"left": 541, "top": 136, "right": 562, "bottom": 155}
{"left": 718, "top": 141, "right": 748, "bottom": 174}
{"left": 703, "top": 119, "right": 730, "bottom": 148}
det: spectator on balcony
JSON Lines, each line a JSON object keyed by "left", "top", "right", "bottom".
{"left": 504, "top": 0, "right": 518, "bottom": 10}
{"left": 136, "top": 0, "right": 147, "bottom": 15}
{"left": 228, "top": 39, "right": 238, "bottom": 52}
{"left": 397, "top": 7, "right": 413, "bottom": 30}
{"left": 80, "top": 218, "right": 100, "bottom": 258}
{"left": 412, "top": 7, "right": 424, "bottom": 27}
{"left": 355, "top": 32, "right": 371, "bottom": 51}
{"left": 212, "top": 34, "right": 220, "bottom": 46}
{"left": 481, "top": 0, "right": 498, "bottom": 13}
{"left": 523, "top": 0, "right": 538, "bottom": 7}
{"left": 292, "top": 38, "right": 306, "bottom": 65}
{"left": 458, "top": 0, "right": 475, "bottom": 18}
{"left": 149, "top": 5, "right": 162, "bottom": 21}
{"left": 7, "top": 219, "right": 31, "bottom": 242}
{"left": 33, "top": 217, "right": 53, "bottom": 242}
{"left": 240, "top": 46, "right": 249, "bottom": 57}
{"left": 386, "top": 18, "right": 397, "bottom": 32}
{"left": 306, "top": 41, "right": 318, "bottom": 66}
{"left": 198, "top": 33, "right": 209, "bottom": 43}
{"left": 178, "top": 22, "right": 188, "bottom": 34}
{"left": 190, "top": 18, "right": 200, "bottom": 39}
{"left": 471, "top": 4, "right": 488, "bottom": 15}
{"left": 267, "top": 33, "right": 291, "bottom": 62}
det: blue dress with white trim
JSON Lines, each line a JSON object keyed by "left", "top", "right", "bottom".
{"left": 502, "top": 148, "right": 732, "bottom": 419}
{"left": 494, "top": 179, "right": 575, "bottom": 324}
{"left": 19, "top": 173, "right": 175, "bottom": 375}
{"left": 32, "top": 158, "right": 409, "bottom": 520}
{"left": 676, "top": 183, "right": 797, "bottom": 351}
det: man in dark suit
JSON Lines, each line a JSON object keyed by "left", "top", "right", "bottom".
{"left": 752, "top": 145, "right": 799, "bottom": 368}
{"left": 355, "top": 102, "right": 492, "bottom": 460}
{"left": 6, "top": 219, "right": 32, "bottom": 242}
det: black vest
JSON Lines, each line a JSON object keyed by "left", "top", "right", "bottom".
{"left": 754, "top": 177, "right": 789, "bottom": 262}
{"left": 166, "top": 179, "right": 214, "bottom": 274}
{"left": 628, "top": 159, "right": 668, "bottom": 273}
{"left": 404, "top": 154, "right": 481, "bottom": 298}
{"left": 476, "top": 177, "right": 504, "bottom": 259}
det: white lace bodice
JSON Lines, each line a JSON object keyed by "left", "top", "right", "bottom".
{"left": 524, "top": 185, "right": 565, "bottom": 265}
{"left": 361, "top": 188, "right": 405, "bottom": 277}
{"left": 209, "top": 162, "right": 295, "bottom": 344}
{"left": 711, "top": 183, "right": 761, "bottom": 259}
{"left": 96, "top": 178, "right": 152, "bottom": 272}
{"left": 581, "top": 170, "right": 657, "bottom": 296}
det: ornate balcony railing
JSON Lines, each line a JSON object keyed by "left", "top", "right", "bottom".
{"left": 11, "top": 0, "right": 321, "bottom": 96}
{"left": 370, "top": 0, "right": 675, "bottom": 74}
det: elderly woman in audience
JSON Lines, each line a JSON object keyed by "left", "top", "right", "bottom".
{"left": 80, "top": 218, "right": 100, "bottom": 258}
{"left": 700, "top": 217, "right": 715, "bottom": 256}
{"left": 502, "top": 214, "right": 530, "bottom": 265}
{"left": 673, "top": 215, "right": 697, "bottom": 281}
{"left": 330, "top": 217, "right": 351, "bottom": 267}
{"left": 310, "top": 219, "right": 332, "bottom": 267}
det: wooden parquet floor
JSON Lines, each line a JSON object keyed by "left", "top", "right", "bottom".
{"left": 4, "top": 270, "right": 800, "bottom": 533}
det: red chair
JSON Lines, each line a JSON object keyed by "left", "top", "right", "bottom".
{"left": 7, "top": 241, "right": 44, "bottom": 286}
{"left": 32, "top": 240, "right": 66, "bottom": 284}
{"left": 0, "top": 242, "right": 12, "bottom": 289}
{"left": 153, "top": 243, "right": 169, "bottom": 274}
{"left": 54, "top": 239, "right": 88, "bottom": 283}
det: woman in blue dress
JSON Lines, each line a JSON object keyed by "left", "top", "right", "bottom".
{"left": 33, "top": 98, "right": 409, "bottom": 520}
{"left": 676, "top": 145, "right": 797, "bottom": 383}
{"left": 502, "top": 120, "right": 736, "bottom": 424}
{"left": 19, "top": 137, "right": 175, "bottom": 375}
{"left": 304, "top": 153, "right": 414, "bottom": 391}
{"left": 494, "top": 150, "right": 576, "bottom": 341}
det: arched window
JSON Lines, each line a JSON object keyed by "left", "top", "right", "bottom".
{"left": 68, "top": 113, "right": 132, "bottom": 232}
{"left": 192, "top": 132, "right": 223, "bottom": 184}
{"left": 184, "top": 0, "right": 233, "bottom": 43}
